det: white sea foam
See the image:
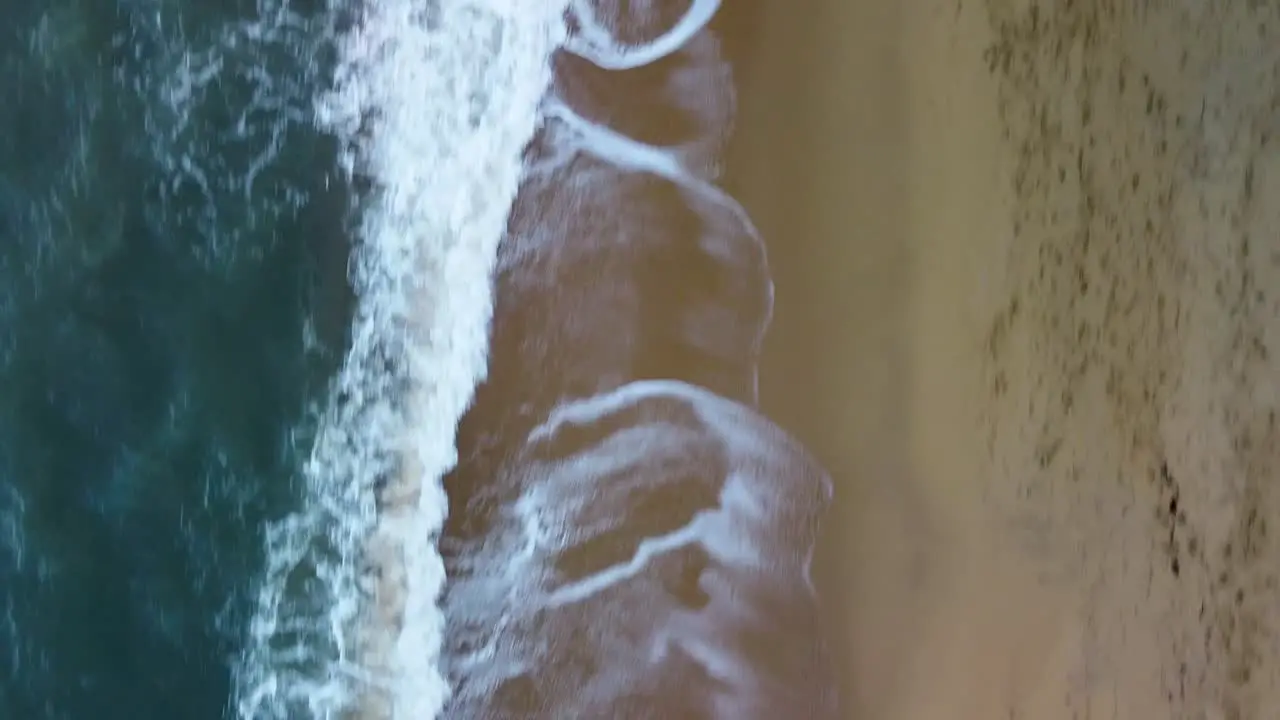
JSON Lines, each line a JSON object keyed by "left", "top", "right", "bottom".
{"left": 565, "top": 0, "right": 721, "bottom": 70}
{"left": 235, "top": 2, "right": 567, "bottom": 718}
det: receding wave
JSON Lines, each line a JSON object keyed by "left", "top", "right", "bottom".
{"left": 445, "top": 381, "right": 834, "bottom": 718}
{"left": 441, "top": 1, "right": 838, "bottom": 717}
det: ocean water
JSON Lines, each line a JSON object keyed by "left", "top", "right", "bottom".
{"left": 1, "top": 0, "right": 348, "bottom": 717}
{"left": 1, "top": 0, "right": 837, "bottom": 718}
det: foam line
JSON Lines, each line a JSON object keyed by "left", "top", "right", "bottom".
{"left": 565, "top": 0, "right": 722, "bottom": 70}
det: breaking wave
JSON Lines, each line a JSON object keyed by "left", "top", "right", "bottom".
{"left": 235, "top": 2, "right": 567, "bottom": 718}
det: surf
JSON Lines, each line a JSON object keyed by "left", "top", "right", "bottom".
{"left": 235, "top": 2, "right": 568, "bottom": 718}
{"left": 235, "top": 0, "right": 836, "bottom": 717}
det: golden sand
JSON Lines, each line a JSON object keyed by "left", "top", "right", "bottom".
{"left": 729, "top": 1, "right": 1280, "bottom": 717}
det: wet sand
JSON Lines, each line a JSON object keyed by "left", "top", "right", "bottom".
{"left": 727, "top": 1, "right": 1280, "bottom": 717}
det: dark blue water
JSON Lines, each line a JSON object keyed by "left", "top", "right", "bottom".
{"left": 0, "top": 2, "right": 350, "bottom": 716}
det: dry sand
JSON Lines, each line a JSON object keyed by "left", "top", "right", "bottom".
{"left": 727, "top": 1, "right": 1280, "bottom": 717}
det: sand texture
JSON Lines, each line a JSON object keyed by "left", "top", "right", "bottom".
{"left": 727, "top": 1, "right": 1280, "bottom": 717}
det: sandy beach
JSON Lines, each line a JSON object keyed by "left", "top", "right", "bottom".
{"left": 727, "top": 1, "right": 1280, "bottom": 717}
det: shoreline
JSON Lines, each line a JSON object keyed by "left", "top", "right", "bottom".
{"left": 723, "top": 1, "right": 915, "bottom": 713}
{"left": 723, "top": 0, "right": 1084, "bottom": 710}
